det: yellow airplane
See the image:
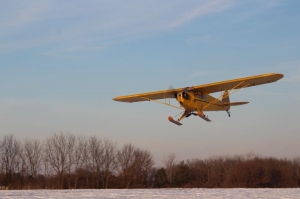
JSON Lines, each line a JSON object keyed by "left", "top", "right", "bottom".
{"left": 113, "top": 73, "right": 283, "bottom": 125}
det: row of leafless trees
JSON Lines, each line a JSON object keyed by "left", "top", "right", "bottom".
{"left": 161, "top": 153, "right": 300, "bottom": 188}
{"left": 0, "top": 133, "right": 299, "bottom": 189}
{"left": 0, "top": 133, "right": 154, "bottom": 189}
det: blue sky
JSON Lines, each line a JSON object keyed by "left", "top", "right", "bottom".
{"left": 1, "top": 0, "right": 300, "bottom": 165}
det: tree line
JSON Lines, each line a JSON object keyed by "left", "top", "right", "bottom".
{"left": 0, "top": 133, "right": 299, "bottom": 189}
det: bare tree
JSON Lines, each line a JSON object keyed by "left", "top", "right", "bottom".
{"left": 187, "top": 159, "right": 208, "bottom": 187}
{"left": 132, "top": 148, "right": 154, "bottom": 187}
{"left": 0, "top": 135, "right": 23, "bottom": 189}
{"left": 42, "top": 147, "right": 52, "bottom": 189}
{"left": 293, "top": 157, "right": 300, "bottom": 186}
{"left": 117, "top": 144, "right": 154, "bottom": 188}
{"left": 23, "top": 138, "right": 43, "bottom": 188}
{"left": 87, "top": 136, "right": 104, "bottom": 188}
{"left": 117, "top": 144, "right": 135, "bottom": 188}
{"left": 101, "top": 139, "right": 117, "bottom": 189}
{"left": 162, "top": 153, "right": 176, "bottom": 186}
{"left": 73, "top": 136, "right": 88, "bottom": 189}
{"left": 205, "top": 156, "right": 225, "bottom": 188}
{"left": 65, "top": 134, "right": 76, "bottom": 189}
{"left": 45, "top": 132, "right": 75, "bottom": 189}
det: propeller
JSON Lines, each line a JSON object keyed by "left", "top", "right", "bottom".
{"left": 182, "top": 87, "right": 194, "bottom": 100}
{"left": 167, "top": 84, "right": 178, "bottom": 99}
{"left": 166, "top": 85, "right": 195, "bottom": 99}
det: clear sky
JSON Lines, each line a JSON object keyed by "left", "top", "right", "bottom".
{"left": 1, "top": 0, "right": 300, "bottom": 165}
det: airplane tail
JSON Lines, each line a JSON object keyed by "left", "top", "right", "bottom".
{"left": 222, "top": 90, "right": 230, "bottom": 102}
{"left": 221, "top": 90, "right": 248, "bottom": 117}
{"left": 221, "top": 90, "right": 248, "bottom": 107}
{"left": 222, "top": 90, "right": 230, "bottom": 110}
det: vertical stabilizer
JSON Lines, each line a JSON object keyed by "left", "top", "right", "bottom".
{"left": 222, "top": 90, "right": 230, "bottom": 110}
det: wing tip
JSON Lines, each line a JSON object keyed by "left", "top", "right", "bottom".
{"left": 266, "top": 73, "right": 284, "bottom": 80}
{"left": 113, "top": 97, "right": 127, "bottom": 102}
{"left": 113, "top": 97, "right": 119, "bottom": 101}
{"left": 275, "top": 73, "right": 284, "bottom": 80}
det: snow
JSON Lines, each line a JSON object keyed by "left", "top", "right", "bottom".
{"left": 0, "top": 188, "right": 299, "bottom": 199}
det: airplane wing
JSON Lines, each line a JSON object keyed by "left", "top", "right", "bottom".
{"left": 113, "top": 87, "right": 182, "bottom": 103}
{"left": 113, "top": 73, "right": 283, "bottom": 103}
{"left": 192, "top": 73, "right": 283, "bottom": 93}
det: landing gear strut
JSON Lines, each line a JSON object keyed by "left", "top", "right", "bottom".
{"left": 226, "top": 110, "right": 231, "bottom": 117}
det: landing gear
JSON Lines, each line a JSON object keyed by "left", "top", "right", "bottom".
{"left": 197, "top": 109, "right": 211, "bottom": 122}
{"left": 168, "top": 109, "right": 212, "bottom": 125}
{"left": 168, "top": 116, "right": 182, "bottom": 126}
{"left": 226, "top": 110, "right": 231, "bottom": 117}
{"left": 185, "top": 113, "right": 192, "bottom": 118}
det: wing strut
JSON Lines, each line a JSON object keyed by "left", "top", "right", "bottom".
{"left": 140, "top": 97, "right": 184, "bottom": 110}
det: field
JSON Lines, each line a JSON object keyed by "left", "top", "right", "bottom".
{"left": 0, "top": 188, "right": 299, "bottom": 199}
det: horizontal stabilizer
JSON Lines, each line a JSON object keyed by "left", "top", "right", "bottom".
{"left": 168, "top": 116, "right": 182, "bottom": 126}
{"left": 223, "top": 102, "right": 249, "bottom": 106}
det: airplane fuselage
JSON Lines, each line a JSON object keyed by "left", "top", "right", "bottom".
{"left": 176, "top": 91, "right": 229, "bottom": 112}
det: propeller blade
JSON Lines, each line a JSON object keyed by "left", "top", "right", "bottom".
{"left": 167, "top": 84, "right": 175, "bottom": 90}
{"left": 167, "top": 84, "right": 177, "bottom": 98}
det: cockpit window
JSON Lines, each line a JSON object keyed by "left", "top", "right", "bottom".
{"left": 193, "top": 91, "right": 206, "bottom": 100}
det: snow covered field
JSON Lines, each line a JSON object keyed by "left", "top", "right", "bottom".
{"left": 0, "top": 188, "right": 299, "bottom": 199}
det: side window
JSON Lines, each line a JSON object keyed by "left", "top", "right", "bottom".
{"left": 194, "top": 91, "right": 206, "bottom": 100}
